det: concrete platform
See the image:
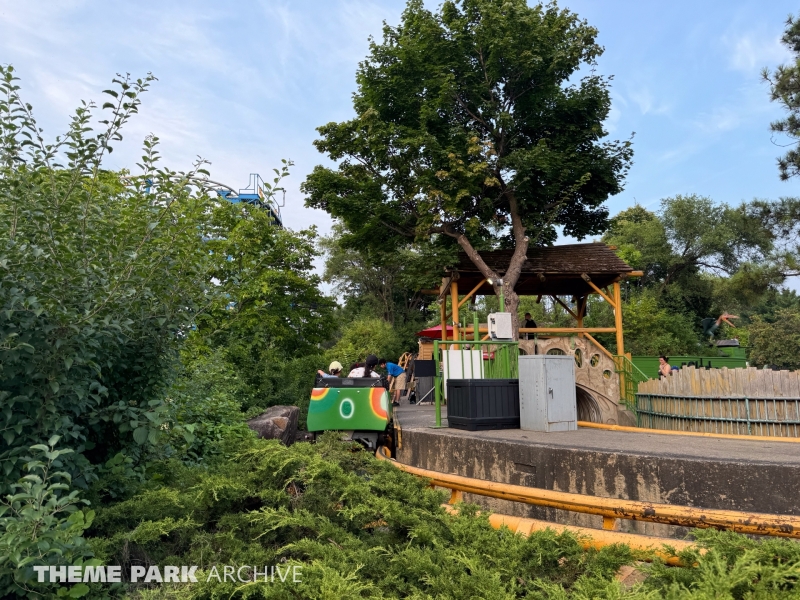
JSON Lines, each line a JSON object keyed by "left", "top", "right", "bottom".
{"left": 394, "top": 404, "right": 800, "bottom": 538}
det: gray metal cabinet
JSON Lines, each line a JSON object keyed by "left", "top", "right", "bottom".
{"left": 518, "top": 355, "right": 577, "bottom": 432}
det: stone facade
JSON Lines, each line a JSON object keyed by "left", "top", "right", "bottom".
{"left": 518, "top": 336, "right": 632, "bottom": 425}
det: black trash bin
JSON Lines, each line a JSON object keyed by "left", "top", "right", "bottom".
{"left": 446, "top": 379, "right": 520, "bottom": 431}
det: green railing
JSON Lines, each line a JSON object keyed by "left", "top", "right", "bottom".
{"left": 433, "top": 339, "right": 519, "bottom": 428}
{"left": 613, "top": 354, "right": 649, "bottom": 411}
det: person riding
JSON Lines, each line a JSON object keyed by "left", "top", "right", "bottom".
{"left": 348, "top": 354, "right": 380, "bottom": 378}
{"left": 380, "top": 358, "right": 406, "bottom": 407}
{"left": 317, "top": 361, "right": 343, "bottom": 378}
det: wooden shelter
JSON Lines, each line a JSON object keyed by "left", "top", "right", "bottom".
{"left": 429, "top": 242, "right": 641, "bottom": 357}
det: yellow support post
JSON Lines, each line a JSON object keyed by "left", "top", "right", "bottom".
{"left": 613, "top": 282, "right": 624, "bottom": 356}
{"left": 613, "top": 281, "right": 625, "bottom": 404}
{"left": 440, "top": 293, "right": 447, "bottom": 350}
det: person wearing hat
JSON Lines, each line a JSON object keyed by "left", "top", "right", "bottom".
{"left": 348, "top": 354, "right": 380, "bottom": 378}
{"left": 317, "top": 361, "right": 343, "bottom": 378}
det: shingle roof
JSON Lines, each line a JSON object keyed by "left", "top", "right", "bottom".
{"left": 445, "top": 243, "right": 634, "bottom": 296}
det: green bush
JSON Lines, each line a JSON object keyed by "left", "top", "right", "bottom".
{"left": 325, "top": 317, "right": 403, "bottom": 370}
{"left": 87, "top": 434, "right": 635, "bottom": 599}
{"left": 747, "top": 309, "right": 800, "bottom": 369}
{"left": 0, "top": 438, "right": 96, "bottom": 598}
{"left": 0, "top": 67, "right": 218, "bottom": 487}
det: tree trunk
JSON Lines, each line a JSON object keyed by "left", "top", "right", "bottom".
{"left": 444, "top": 191, "right": 529, "bottom": 338}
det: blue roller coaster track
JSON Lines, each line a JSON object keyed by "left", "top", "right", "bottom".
{"left": 207, "top": 173, "right": 283, "bottom": 227}
{"left": 129, "top": 173, "right": 284, "bottom": 227}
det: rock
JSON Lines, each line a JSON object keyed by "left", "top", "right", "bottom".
{"left": 615, "top": 563, "right": 648, "bottom": 589}
{"left": 247, "top": 406, "right": 299, "bottom": 446}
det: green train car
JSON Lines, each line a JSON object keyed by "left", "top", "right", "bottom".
{"left": 308, "top": 376, "right": 395, "bottom": 452}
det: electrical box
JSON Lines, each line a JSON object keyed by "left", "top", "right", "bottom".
{"left": 488, "top": 312, "right": 513, "bottom": 340}
{"left": 518, "top": 355, "right": 577, "bottom": 432}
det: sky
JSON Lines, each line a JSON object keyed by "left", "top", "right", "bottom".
{"left": 1, "top": 0, "right": 797, "bottom": 244}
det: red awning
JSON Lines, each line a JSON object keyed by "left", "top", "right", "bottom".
{"left": 416, "top": 324, "right": 454, "bottom": 338}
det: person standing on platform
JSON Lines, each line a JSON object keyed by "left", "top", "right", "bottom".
{"left": 380, "top": 358, "right": 406, "bottom": 407}
{"left": 522, "top": 312, "right": 537, "bottom": 340}
{"left": 658, "top": 355, "right": 671, "bottom": 378}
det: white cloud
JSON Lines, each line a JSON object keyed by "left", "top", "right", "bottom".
{"left": 724, "top": 29, "right": 791, "bottom": 73}
{"left": 628, "top": 87, "right": 670, "bottom": 116}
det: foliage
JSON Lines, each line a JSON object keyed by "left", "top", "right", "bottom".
{"left": 747, "top": 309, "right": 800, "bottom": 369}
{"left": 0, "top": 66, "right": 219, "bottom": 489}
{"left": 615, "top": 292, "right": 701, "bottom": 356}
{"left": 304, "top": 0, "right": 632, "bottom": 328}
{"left": 748, "top": 197, "right": 800, "bottom": 279}
{"left": 325, "top": 317, "right": 403, "bottom": 371}
{"left": 605, "top": 197, "right": 772, "bottom": 290}
{"left": 602, "top": 196, "right": 783, "bottom": 354}
{"left": 86, "top": 434, "right": 640, "bottom": 599}
{"left": 764, "top": 12, "right": 800, "bottom": 181}
{"left": 640, "top": 528, "right": 800, "bottom": 599}
{"left": 180, "top": 198, "right": 337, "bottom": 428}
{"left": 0, "top": 439, "right": 96, "bottom": 598}
{"left": 320, "top": 224, "right": 449, "bottom": 351}
{"left": 195, "top": 202, "right": 335, "bottom": 359}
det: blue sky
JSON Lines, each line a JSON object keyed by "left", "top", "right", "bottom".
{"left": 1, "top": 0, "right": 797, "bottom": 240}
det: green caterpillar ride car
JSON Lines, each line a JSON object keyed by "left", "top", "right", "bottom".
{"left": 308, "top": 375, "right": 395, "bottom": 453}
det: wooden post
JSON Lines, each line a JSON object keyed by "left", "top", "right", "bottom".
{"left": 450, "top": 280, "right": 460, "bottom": 341}
{"left": 577, "top": 296, "right": 586, "bottom": 328}
{"left": 613, "top": 282, "right": 624, "bottom": 356}
{"left": 613, "top": 281, "right": 625, "bottom": 404}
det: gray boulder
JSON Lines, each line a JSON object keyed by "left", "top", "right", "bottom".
{"left": 247, "top": 405, "right": 299, "bottom": 446}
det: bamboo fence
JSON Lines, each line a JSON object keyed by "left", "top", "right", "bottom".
{"left": 635, "top": 367, "right": 800, "bottom": 437}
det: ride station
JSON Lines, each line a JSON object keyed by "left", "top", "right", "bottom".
{"left": 340, "top": 242, "right": 800, "bottom": 558}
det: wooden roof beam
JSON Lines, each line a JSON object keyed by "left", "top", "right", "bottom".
{"left": 581, "top": 273, "right": 617, "bottom": 309}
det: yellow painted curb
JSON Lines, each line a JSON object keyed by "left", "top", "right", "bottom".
{"left": 578, "top": 421, "right": 800, "bottom": 443}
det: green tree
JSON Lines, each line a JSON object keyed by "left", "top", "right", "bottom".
{"left": 195, "top": 207, "right": 335, "bottom": 358}
{"left": 186, "top": 205, "right": 337, "bottom": 417}
{"left": 303, "top": 0, "right": 633, "bottom": 333}
{"left": 764, "top": 13, "right": 800, "bottom": 180}
{"left": 748, "top": 309, "right": 800, "bottom": 369}
{"left": 604, "top": 196, "right": 776, "bottom": 325}
{"left": 325, "top": 317, "right": 403, "bottom": 371}
{"left": 319, "top": 224, "right": 451, "bottom": 350}
{"left": 605, "top": 196, "right": 772, "bottom": 289}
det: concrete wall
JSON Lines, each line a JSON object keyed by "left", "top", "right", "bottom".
{"left": 398, "top": 428, "right": 800, "bottom": 539}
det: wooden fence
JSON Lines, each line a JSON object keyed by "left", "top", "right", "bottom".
{"left": 635, "top": 367, "right": 800, "bottom": 437}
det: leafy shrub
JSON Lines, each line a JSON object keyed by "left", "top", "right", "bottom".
{"left": 0, "top": 66, "right": 219, "bottom": 487}
{"left": 325, "top": 317, "right": 403, "bottom": 370}
{"left": 87, "top": 434, "right": 635, "bottom": 599}
{"left": 0, "top": 438, "right": 96, "bottom": 598}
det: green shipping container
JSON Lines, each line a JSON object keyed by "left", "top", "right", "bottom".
{"left": 632, "top": 355, "right": 748, "bottom": 381}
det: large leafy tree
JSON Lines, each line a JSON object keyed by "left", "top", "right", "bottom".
{"left": 303, "top": 0, "right": 633, "bottom": 331}
{"left": 186, "top": 206, "right": 337, "bottom": 414}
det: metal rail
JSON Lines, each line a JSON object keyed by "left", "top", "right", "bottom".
{"left": 375, "top": 447, "right": 800, "bottom": 538}
{"left": 441, "top": 505, "right": 694, "bottom": 566}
